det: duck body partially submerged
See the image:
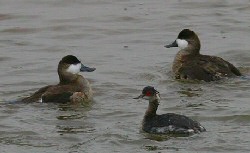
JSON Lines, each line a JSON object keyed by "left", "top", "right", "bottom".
{"left": 134, "top": 86, "right": 206, "bottom": 135}
{"left": 165, "top": 29, "right": 241, "bottom": 82}
{"left": 21, "top": 55, "right": 95, "bottom": 103}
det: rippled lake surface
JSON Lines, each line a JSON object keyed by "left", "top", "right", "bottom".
{"left": 1, "top": 0, "right": 250, "bottom": 152}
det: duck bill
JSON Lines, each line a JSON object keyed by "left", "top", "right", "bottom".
{"left": 80, "top": 64, "right": 96, "bottom": 72}
{"left": 164, "top": 40, "right": 178, "bottom": 48}
{"left": 133, "top": 94, "right": 144, "bottom": 99}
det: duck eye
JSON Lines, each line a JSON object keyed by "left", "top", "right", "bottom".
{"left": 145, "top": 91, "right": 152, "bottom": 96}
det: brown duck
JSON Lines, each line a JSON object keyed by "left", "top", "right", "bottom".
{"left": 165, "top": 29, "right": 241, "bottom": 82}
{"left": 21, "top": 55, "right": 96, "bottom": 103}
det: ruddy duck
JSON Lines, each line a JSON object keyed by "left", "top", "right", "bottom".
{"left": 134, "top": 86, "right": 206, "bottom": 135}
{"left": 165, "top": 29, "right": 241, "bottom": 82}
{"left": 21, "top": 55, "right": 96, "bottom": 103}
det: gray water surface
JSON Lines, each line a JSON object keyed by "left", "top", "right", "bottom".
{"left": 1, "top": 0, "right": 250, "bottom": 153}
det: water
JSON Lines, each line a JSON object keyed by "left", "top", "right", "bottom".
{"left": 0, "top": 0, "right": 250, "bottom": 152}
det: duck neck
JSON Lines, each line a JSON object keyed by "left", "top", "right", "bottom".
{"left": 188, "top": 39, "right": 201, "bottom": 55}
{"left": 58, "top": 73, "right": 78, "bottom": 84}
{"left": 174, "top": 43, "right": 200, "bottom": 70}
{"left": 145, "top": 98, "right": 159, "bottom": 117}
{"left": 58, "top": 66, "right": 78, "bottom": 85}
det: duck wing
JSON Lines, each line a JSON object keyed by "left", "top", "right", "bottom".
{"left": 199, "top": 55, "right": 241, "bottom": 76}
{"left": 41, "top": 91, "right": 73, "bottom": 103}
{"left": 41, "top": 85, "right": 77, "bottom": 103}
{"left": 21, "top": 85, "right": 53, "bottom": 103}
{"left": 143, "top": 113, "right": 205, "bottom": 134}
{"left": 158, "top": 113, "right": 205, "bottom": 133}
{"left": 177, "top": 55, "right": 241, "bottom": 81}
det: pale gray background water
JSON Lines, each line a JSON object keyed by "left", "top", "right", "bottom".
{"left": 0, "top": 0, "right": 250, "bottom": 152}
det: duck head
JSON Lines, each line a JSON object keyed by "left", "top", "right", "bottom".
{"left": 165, "top": 29, "right": 201, "bottom": 55}
{"left": 134, "top": 86, "right": 160, "bottom": 102}
{"left": 58, "top": 55, "right": 96, "bottom": 83}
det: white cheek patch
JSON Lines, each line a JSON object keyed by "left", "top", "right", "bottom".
{"left": 176, "top": 39, "right": 188, "bottom": 49}
{"left": 66, "top": 63, "right": 81, "bottom": 74}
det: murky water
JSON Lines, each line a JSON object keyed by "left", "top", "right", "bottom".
{"left": 1, "top": 0, "right": 250, "bottom": 152}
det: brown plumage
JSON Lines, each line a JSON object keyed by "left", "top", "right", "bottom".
{"left": 165, "top": 29, "right": 241, "bottom": 82}
{"left": 21, "top": 55, "right": 95, "bottom": 103}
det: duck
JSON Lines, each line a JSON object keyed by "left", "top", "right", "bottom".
{"left": 134, "top": 86, "right": 206, "bottom": 135}
{"left": 165, "top": 29, "right": 241, "bottom": 82}
{"left": 21, "top": 55, "right": 96, "bottom": 103}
